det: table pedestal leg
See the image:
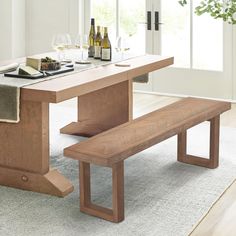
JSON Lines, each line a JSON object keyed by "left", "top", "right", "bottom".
{"left": 0, "top": 100, "right": 73, "bottom": 197}
{"left": 60, "top": 80, "right": 133, "bottom": 137}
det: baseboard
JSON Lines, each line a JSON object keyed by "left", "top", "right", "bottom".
{"left": 133, "top": 90, "right": 236, "bottom": 104}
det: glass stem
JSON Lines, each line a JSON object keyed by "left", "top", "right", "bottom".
{"left": 121, "top": 51, "right": 124, "bottom": 60}
{"left": 57, "top": 51, "right": 61, "bottom": 61}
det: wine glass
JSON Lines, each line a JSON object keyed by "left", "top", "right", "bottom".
{"left": 75, "top": 34, "right": 81, "bottom": 48}
{"left": 75, "top": 34, "right": 82, "bottom": 60}
{"left": 75, "top": 34, "right": 90, "bottom": 64}
{"left": 81, "top": 35, "right": 89, "bottom": 61}
{"left": 64, "top": 34, "right": 72, "bottom": 62}
{"left": 115, "top": 36, "right": 130, "bottom": 60}
{"left": 52, "top": 34, "right": 67, "bottom": 61}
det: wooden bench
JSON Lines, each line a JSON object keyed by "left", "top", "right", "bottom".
{"left": 64, "top": 97, "right": 231, "bottom": 222}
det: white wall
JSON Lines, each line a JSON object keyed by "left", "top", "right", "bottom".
{"left": 26, "top": 0, "right": 80, "bottom": 56}
{"left": 12, "top": 0, "right": 26, "bottom": 58}
{"left": 0, "top": 0, "right": 80, "bottom": 59}
{"left": 0, "top": 0, "right": 12, "bottom": 60}
{"left": 0, "top": 0, "right": 25, "bottom": 60}
{"left": 1, "top": 0, "right": 97, "bottom": 60}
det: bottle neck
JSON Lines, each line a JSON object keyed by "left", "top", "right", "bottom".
{"left": 90, "top": 19, "right": 95, "bottom": 33}
{"left": 104, "top": 28, "right": 108, "bottom": 38}
{"left": 90, "top": 25, "right": 95, "bottom": 34}
{"left": 97, "top": 28, "right": 101, "bottom": 37}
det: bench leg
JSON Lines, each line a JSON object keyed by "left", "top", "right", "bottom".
{"left": 177, "top": 115, "right": 220, "bottom": 169}
{"left": 79, "top": 161, "right": 124, "bottom": 222}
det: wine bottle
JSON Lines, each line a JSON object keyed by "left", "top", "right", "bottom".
{"left": 101, "top": 27, "right": 112, "bottom": 61}
{"left": 94, "top": 26, "right": 102, "bottom": 59}
{"left": 88, "top": 18, "right": 95, "bottom": 57}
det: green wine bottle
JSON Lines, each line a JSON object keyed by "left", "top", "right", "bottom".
{"left": 88, "top": 18, "right": 95, "bottom": 57}
{"left": 94, "top": 26, "right": 102, "bottom": 59}
{"left": 101, "top": 27, "right": 112, "bottom": 61}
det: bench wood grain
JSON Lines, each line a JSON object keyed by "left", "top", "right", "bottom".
{"left": 64, "top": 97, "right": 231, "bottom": 222}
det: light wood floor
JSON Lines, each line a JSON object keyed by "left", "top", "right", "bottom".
{"left": 61, "top": 92, "right": 236, "bottom": 235}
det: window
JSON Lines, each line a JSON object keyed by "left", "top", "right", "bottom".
{"left": 161, "top": 0, "right": 223, "bottom": 71}
{"left": 90, "top": 0, "right": 146, "bottom": 55}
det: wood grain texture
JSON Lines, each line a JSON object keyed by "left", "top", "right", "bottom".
{"left": 79, "top": 161, "right": 91, "bottom": 207}
{"left": 177, "top": 116, "right": 220, "bottom": 169}
{"left": 133, "top": 93, "right": 236, "bottom": 234}
{"left": 0, "top": 100, "right": 73, "bottom": 196}
{"left": 0, "top": 54, "right": 173, "bottom": 197}
{"left": 0, "top": 100, "right": 49, "bottom": 173}
{"left": 60, "top": 122, "right": 105, "bottom": 137}
{"left": 64, "top": 98, "right": 231, "bottom": 167}
{"left": 132, "top": 93, "right": 236, "bottom": 234}
{"left": 21, "top": 55, "right": 174, "bottom": 103}
{"left": 112, "top": 161, "right": 124, "bottom": 222}
{"left": 61, "top": 80, "right": 132, "bottom": 136}
{"left": 0, "top": 167, "right": 74, "bottom": 197}
{"left": 209, "top": 116, "right": 220, "bottom": 168}
{"left": 65, "top": 97, "right": 230, "bottom": 222}
{"left": 79, "top": 161, "right": 124, "bottom": 222}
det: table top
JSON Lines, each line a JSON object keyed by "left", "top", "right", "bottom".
{"left": 23, "top": 55, "right": 173, "bottom": 103}
{"left": 1, "top": 54, "right": 174, "bottom": 103}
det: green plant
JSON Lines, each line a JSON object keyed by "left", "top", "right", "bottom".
{"left": 178, "top": 0, "right": 236, "bottom": 24}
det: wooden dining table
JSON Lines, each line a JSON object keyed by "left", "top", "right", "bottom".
{"left": 0, "top": 54, "right": 173, "bottom": 197}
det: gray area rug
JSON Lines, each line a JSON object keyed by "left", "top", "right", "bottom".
{"left": 0, "top": 104, "right": 236, "bottom": 236}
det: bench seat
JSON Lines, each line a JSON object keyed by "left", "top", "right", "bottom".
{"left": 64, "top": 97, "right": 230, "bottom": 167}
{"left": 64, "top": 97, "right": 231, "bottom": 222}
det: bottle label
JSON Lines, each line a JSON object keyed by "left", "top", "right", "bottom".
{"left": 101, "top": 48, "right": 111, "bottom": 60}
{"left": 94, "top": 46, "right": 101, "bottom": 58}
{"left": 88, "top": 46, "right": 94, "bottom": 57}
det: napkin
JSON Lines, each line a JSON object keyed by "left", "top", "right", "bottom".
{"left": 0, "top": 63, "right": 19, "bottom": 74}
{"left": 0, "top": 85, "right": 20, "bottom": 123}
